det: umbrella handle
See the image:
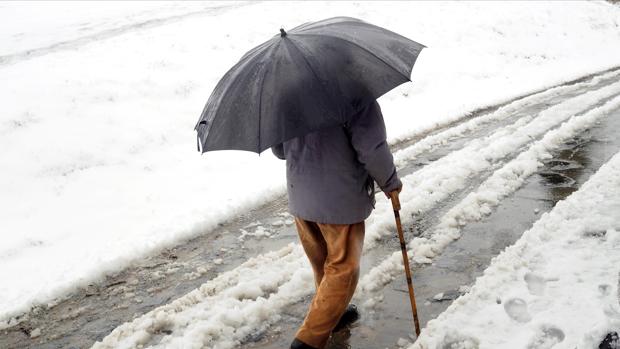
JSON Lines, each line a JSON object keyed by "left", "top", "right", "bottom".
{"left": 389, "top": 191, "right": 421, "bottom": 336}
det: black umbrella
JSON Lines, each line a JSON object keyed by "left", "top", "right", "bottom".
{"left": 194, "top": 16, "right": 425, "bottom": 153}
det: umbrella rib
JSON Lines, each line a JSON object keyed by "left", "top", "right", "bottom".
{"left": 290, "top": 17, "right": 365, "bottom": 33}
{"left": 256, "top": 41, "right": 281, "bottom": 153}
{"left": 286, "top": 38, "right": 323, "bottom": 87}
{"left": 196, "top": 43, "right": 272, "bottom": 153}
{"left": 240, "top": 38, "right": 275, "bottom": 62}
{"left": 257, "top": 64, "right": 264, "bottom": 153}
{"left": 256, "top": 60, "right": 271, "bottom": 153}
{"left": 295, "top": 32, "right": 413, "bottom": 83}
{"left": 285, "top": 38, "right": 341, "bottom": 121}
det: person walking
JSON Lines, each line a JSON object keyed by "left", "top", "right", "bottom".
{"left": 272, "top": 100, "right": 402, "bottom": 349}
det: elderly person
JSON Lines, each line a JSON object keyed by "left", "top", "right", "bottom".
{"left": 272, "top": 100, "right": 402, "bottom": 349}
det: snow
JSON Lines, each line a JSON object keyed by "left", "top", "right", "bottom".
{"left": 2, "top": 0, "right": 620, "bottom": 332}
{"left": 408, "top": 150, "right": 620, "bottom": 349}
{"left": 238, "top": 226, "right": 273, "bottom": 241}
{"left": 91, "top": 244, "right": 313, "bottom": 349}
{"left": 91, "top": 45, "right": 620, "bottom": 349}
{"left": 358, "top": 88, "right": 620, "bottom": 298}
{"left": 390, "top": 70, "right": 616, "bottom": 168}
{"left": 0, "top": 1, "right": 249, "bottom": 59}
{"left": 29, "top": 327, "right": 42, "bottom": 339}
{"left": 366, "top": 72, "right": 620, "bottom": 249}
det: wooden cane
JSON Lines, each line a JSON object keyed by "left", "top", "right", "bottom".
{"left": 389, "top": 191, "right": 421, "bottom": 336}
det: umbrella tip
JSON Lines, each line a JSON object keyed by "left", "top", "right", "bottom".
{"left": 279, "top": 28, "right": 287, "bottom": 37}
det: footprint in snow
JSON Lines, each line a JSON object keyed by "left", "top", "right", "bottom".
{"left": 599, "top": 284, "right": 611, "bottom": 297}
{"left": 524, "top": 272, "right": 546, "bottom": 296}
{"left": 503, "top": 298, "right": 532, "bottom": 323}
{"left": 527, "top": 325, "right": 565, "bottom": 349}
{"left": 440, "top": 332, "right": 480, "bottom": 349}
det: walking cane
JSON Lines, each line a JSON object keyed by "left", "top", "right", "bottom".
{"left": 389, "top": 191, "right": 421, "bottom": 336}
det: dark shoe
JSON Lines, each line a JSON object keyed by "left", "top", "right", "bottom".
{"left": 290, "top": 338, "right": 317, "bottom": 349}
{"left": 333, "top": 304, "right": 360, "bottom": 332}
{"left": 599, "top": 332, "right": 619, "bottom": 349}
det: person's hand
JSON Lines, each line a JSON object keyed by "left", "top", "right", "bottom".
{"left": 385, "top": 185, "right": 402, "bottom": 199}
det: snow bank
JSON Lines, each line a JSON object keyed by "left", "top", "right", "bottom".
{"left": 2, "top": 0, "right": 620, "bottom": 322}
{"left": 409, "top": 151, "right": 620, "bottom": 349}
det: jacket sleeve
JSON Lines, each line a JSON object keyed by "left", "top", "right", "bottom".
{"left": 346, "top": 101, "right": 401, "bottom": 194}
{"left": 271, "top": 143, "right": 285, "bottom": 160}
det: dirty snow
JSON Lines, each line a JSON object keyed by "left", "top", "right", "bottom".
{"left": 363, "top": 75, "right": 620, "bottom": 250}
{"left": 409, "top": 151, "right": 620, "bottom": 349}
{"left": 90, "top": 49, "right": 620, "bottom": 349}
{"left": 2, "top": 0, "right": 620, "bottom": 330}
{"left": 358, "top": 84, "right": 620, "bottom": 300}
{"left": 90, "top": 87, "right": 620, "bottom": 347}
{"left": 91, "top": 244, "right": 313, "bottom": 349}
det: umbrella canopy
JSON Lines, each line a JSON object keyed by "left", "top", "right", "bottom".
{"left": 195, "top": 16, "right": 425, "bottom": 154}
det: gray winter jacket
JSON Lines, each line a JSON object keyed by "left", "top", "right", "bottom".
{"left": 272, "top": 101, "right": 401, "bottom": 224}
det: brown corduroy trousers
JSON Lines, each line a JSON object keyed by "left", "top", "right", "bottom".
{"left": 294, "top": 217, "right": 365, "bottom": 349}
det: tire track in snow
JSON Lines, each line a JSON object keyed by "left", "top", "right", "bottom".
{"left": 363, "top": 78, "right": 620, "bottom": 248}
{"left": 363, "top": 70, "right": 620, "bottom": 249}
{"left": 391, "top": 70, "right": 620, "bottom": 169}
{"left": 369, "top": 70, "right": 620, "bottom": 241}
{"left": 0, "top": 2, "right": 254, "bottom": 67}
{"left": 88, "top": 73, "right": 620, "bottom": 349}
{"left": 358, "top": 93, "right": 620, "bottom": 304}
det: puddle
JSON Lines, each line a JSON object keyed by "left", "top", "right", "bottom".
{"left": 543, "top": 159, "right": 582, "bottom": 171}
{"left": 537, "top": 171, "right": 576, "bottom": 187}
